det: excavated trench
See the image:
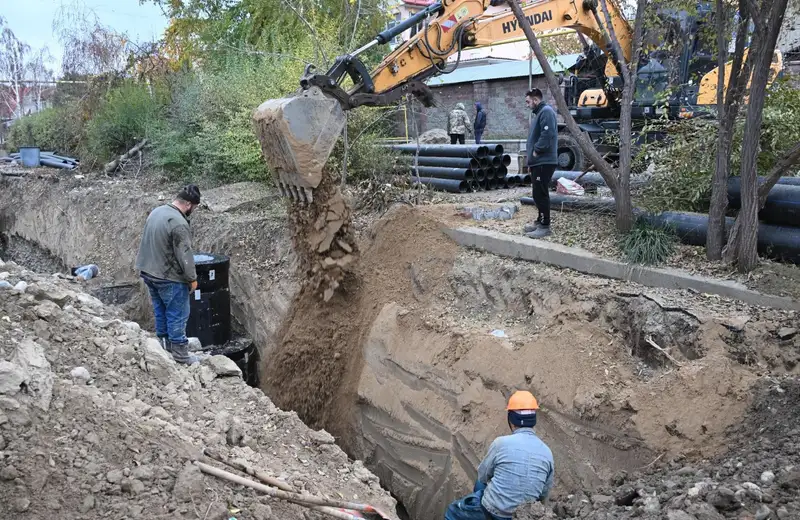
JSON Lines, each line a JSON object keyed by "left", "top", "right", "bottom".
{"left": 0, "top": 179, "right": 792, "bottom": 520}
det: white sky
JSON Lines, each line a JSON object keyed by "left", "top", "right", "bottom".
{"left": 2, "top": 0, "right": 169, "bottom": 75}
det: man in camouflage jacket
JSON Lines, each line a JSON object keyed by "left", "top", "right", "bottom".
{"left": 447, "top": 103, "right": 471, "bottom": 144}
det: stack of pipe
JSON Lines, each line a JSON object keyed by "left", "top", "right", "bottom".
{"left": 391, "top": 143, "right": 521, "bottom": 193}
{"left": 1, "top": 151, "right": 79, "bottom": 169}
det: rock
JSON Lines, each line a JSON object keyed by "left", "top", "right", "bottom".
{"left": 188, "top": 337, "right": 202, "bottom": 350}
{"left": 173, "top": 463, "right": 205, "bottom": 502}
{"left": 12, "top": 339, "right": 54, "bottom": 411}
{"left": 775, "top": 507, "right": 789, "bottom": 519}
{"left": 131, "top": 465, "right": 154, "bottom": 481}
{"left": 777, "top": 327, "right": 797, "bottom": 340}
{"left": 106, "top": 469, "right": 124, "bottom": 484}
{"left": 309, "top": 429, "right": 336, "bottom": 445}
{"left": 76, "top": 293, "right": 103, "bottom": 308}
{"left": 776, "top": 469, "right": 800, "bottom": 490}
{"left": 418, "top": 128, "right": 449, "bottom": 144}
{"left": 668, "top": 511, "right": 698, "bottom": 520}
{"left": 34, "top": 300, "right": 61, "bottom": 320}
{"left": 0, "top": 361, "right": 25, "bottom": 395}
{"left": 251, "top": 503, "right": 273, "bottom": 520}
{"left": 111, "top": 343, "right": 137, "bottom": 361}
{"left": 512, "top": 501, "right": 557, "bottom": 519}
{"left": 142, "top": 338, "right": 178, "bottom": 384}
{"left": 148, "top": 406, "right": 171, "bottom": 421}
{"left": 742, "top": 482, "right": 763, "bottom": 501}
{"left": 199, "top": 365, "right": 217, "bottom": 384}
{"left": 755, "top": 505, "right": 772, "bottom": 520}
{"left": 70, "top": 366, "right": 91, "bottom": 382}
{"left": 13, "top": 281, "right": 28, "bottom": 293}
{"left": 723, "top": 315, "right": 751, "bottom": 332}
{"left": 688, "top": 482, "right": 711, "bottom": 499}
{"left": 79, "top": 495, "right": 96, "bottom": 513}
{"left": 707, "top": 487, "right": 740, "bottom": 511}
{"left": 687, "top": 503, "right": 726, "bottom": 520}
{"left": 121, "top": 478, "right": 146, "bottom": 494}
{"left": 202, "top": 355, "right": 242, "bottom": 378}
{"left": 761, "top": 471, "right": 776, "bottom": 485}
{"left": 0, "top": 281, "right": 11, "bottom": 290}
{"left": 226, "top": 421, "right": 245, "bottom": 446}
{"left": 1, "top": 465, "right": 22, "bottom": 480}
{"left": 643, "top": 495, "right": 661, "bottom": 514}
{"left": 0, "top": 434, "right": 5, "bottom": 450}
{"left": 591, "top": 494, "right": 614, "bottom": 505}
{"left": 12, "top": 497, "right": 31, "bottom": 512}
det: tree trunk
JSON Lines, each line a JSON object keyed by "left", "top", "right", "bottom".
{"left": 723, "top": 0, "right": 789, "bottom": 271}
{"left": 707, "top": 1, "right": 751, "bottom": 260}
{"left": 721, "top": 141, "right": 800, "bottom": 258}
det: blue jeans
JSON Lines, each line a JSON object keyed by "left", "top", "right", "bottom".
{"left": 141, "top": 273, "right": 191, "bottom": 346}
{"left": 445, "top": 481, "right": 509, "bottom": 520}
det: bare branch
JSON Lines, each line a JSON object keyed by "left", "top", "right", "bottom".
{"left": 281, "top": 0, "right": 329, "bottom": 68}
{"left": 597, "top": 0, "right": 631, "bottom": 83}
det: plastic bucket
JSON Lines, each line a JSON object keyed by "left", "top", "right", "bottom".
{"left": 19, "top": 147, "right": 41, "bottom": 167}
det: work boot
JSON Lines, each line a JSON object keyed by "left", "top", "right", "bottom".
{"left": 523, "top": 219, "right": 543, "bottom": 233}
{"left": 158, "top": 336, "right": 172, "bottom": 353}
{"left": 169, "top": 341, "right": 202, "bottom": 365}
{"left": 525, "top": 226, "right": 552, "bottom": 239}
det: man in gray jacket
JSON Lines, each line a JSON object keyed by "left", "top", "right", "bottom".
{"left": 523, "top": 89, "right": 558, "bottom": 238}
{"left": 135, "top": 184, "right": 202, "bottom": 364}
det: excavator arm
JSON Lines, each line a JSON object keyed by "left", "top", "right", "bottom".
{"left": 254, "top": 0, "right": 633, "bottom": 201}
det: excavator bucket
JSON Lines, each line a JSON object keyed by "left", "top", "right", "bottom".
{"left": 253, "top": 86, "right": 346, "bottom": 203}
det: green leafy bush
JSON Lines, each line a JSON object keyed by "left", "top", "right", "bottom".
{"left": 641, "top": 79, "right": 800, "bottom": 212}
{"left": 6, "top": 105, "right": 84, "bottom": 155}
{"left": 85, "top": 83, "right": 166, "bottom": 160}
{"left": 619, "top": 219, "right": 677, "bottom": 265}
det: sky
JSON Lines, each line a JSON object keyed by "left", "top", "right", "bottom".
{"left": 2, "top": 0, "right": 169, "bottom": 75}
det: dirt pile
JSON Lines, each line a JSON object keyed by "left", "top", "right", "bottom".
{"left": 0, "top": 257, "right": 397, "bottom": 519}
{"left": 512, "top": 380, "right": 800, "bottom": 520}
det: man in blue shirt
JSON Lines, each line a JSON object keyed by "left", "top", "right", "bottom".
{"left": 444, "top": 391, "right": 555, "bottom": 520}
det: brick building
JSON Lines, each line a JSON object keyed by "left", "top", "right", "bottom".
{"left": 403, "top": 54, "right": 580, "bottom": 140}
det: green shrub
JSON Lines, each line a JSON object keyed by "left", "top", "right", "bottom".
{"left": 327, "top": 106, "right": 399, "bottom": 182}
{"left": 6, "top": 105, "right": 84, "bottom": 155}
{"left": 641, "top": 79, "right": 800, "bottom": 212}
{"left": 86, "top": 83, "right": 166, "bottom": 160}
{"left": 619, "top": 219, "right": 677, "bottom": 265}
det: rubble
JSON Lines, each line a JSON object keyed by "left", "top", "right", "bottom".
{"left": 0, "top": 258, "right": 398, "bottom": 519}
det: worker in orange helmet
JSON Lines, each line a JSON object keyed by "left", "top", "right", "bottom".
{"left": 444, "top": 391, "right": 555, "bottom": 520}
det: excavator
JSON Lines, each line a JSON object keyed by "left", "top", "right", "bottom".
{"left": 253, "top": 0, "right": 782, "bottom": 201}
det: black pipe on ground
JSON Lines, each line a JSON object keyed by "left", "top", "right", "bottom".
{"left": 521, "top": 195, "right": 800, "bottom": 264}
{"left": 485, "top": 167, "right": 496, "bottom": 180}
{"left": 505, "top": 175, "right": 521, "bottom": 188}
{"left": 483, "top": 144, "right": 504, "bottom": 155}
{"left": 392, "top": 144, "right": 489, "bottom": 158}
{"left": 480, "top": 157, "right": 491, "bottom": 168}
{"left": 727, "top": 177, "right": 800, "bottom": 227}
{"left": 497, "top": 165, "right": 508, "bottom": 177}
{"left": 473, "top": 169, "right": 487, "bottom": 182}
{"left": 407, "top": 166, "right": 474, "bottom": 180}
{"left": 402, "top": 156, "right": 481, "bottom": 170}
{"left": 522, "top": 174, "right": 532, "bottom": 185}
{"left": 469, "top": 180, "right": 481, "bottom": 192}
{"left": 413, "top": 177, "right": 470, "bottom": 193}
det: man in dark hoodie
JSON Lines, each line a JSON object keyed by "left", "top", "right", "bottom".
{"left": 474, "top": 102, "right": 487, "bottom": 144}
{"left": 523, "top": 89, "right": 558, "bottom": 238}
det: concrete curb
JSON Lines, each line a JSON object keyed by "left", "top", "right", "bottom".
{"left": 445, "top": 227, "right": 800, "bottom": 311}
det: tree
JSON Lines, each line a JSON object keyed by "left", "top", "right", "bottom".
{"left": 509, "top": 0, "right": 647, "bottom": 232}
{"left": 722, "top": 0, "right": 792, "bottom": 270}
{"left": 0, "top": 18, "right": 30, "bottom": 120}
{"left": 27, "top": 47, "right": 55, "bottom": 112}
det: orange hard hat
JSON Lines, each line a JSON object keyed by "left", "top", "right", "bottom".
{"left": 507, "top": 391, "right": 539, "bottom": 411}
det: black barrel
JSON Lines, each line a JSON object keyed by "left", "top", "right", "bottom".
{"left": 402, "top": 156, "right": 481, "bottom": 169}
{"left": 209, "top": 338, "right": 259, "bottom": 387}
{"left": 392, "top": 144, "right": 489, "bottom": 158}
{"left": 408, "top": 166, "right": 474, "bottom": 180}
{"left": 413, "top": 177, "right": 469, "bottom": 193}
{"left": 187, "top": 253, "right": 231, "bottom": 347}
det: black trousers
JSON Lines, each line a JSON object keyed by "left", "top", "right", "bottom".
{"left": 450, "top": 133, "right": 465, "bottom": 144}
{"left": 530, "top": 164, "right": 557, "bottom": 226}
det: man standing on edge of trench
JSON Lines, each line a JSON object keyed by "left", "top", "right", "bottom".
{"left": 444, "top": 391, "right": 555, "bottom": 520}
{"left": 523, "top": 88, "right": 558, "bottom": 239}
{"left": 135, "top": 184, "right": 204, "bottom": 365}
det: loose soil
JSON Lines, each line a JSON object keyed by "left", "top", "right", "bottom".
{"left": 1, "top": 171, "right": 799, "bottom": 520}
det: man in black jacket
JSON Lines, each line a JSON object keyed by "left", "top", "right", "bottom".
{"left": 523, "top": 89, "right": 558, "bottom": 238}
{"left": 474, "top": 102, "right": 487, "bottom": 144}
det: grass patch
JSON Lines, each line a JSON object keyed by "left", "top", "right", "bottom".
{"left": 620, "top": 220, "right": 677, "bottom": 265}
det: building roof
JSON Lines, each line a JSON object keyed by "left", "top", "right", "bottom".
{"left": 426, "top": 53, "right": 581, "bottom": 87}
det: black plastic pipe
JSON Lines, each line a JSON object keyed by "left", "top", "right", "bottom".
{"left": 727, "top": 177, "right": 800, "bottom": 227}
{"left": 392, "top": 144, "right": 489, "bottom": 158}
{"left": 469, "top": 180, "right": 481, "bottom": 192}
{"left": 483, "top": 144, "right": 504, "bottom": 155}
{"left": 473, "top": 169, "right": 487, "bottom": 182}
{"left": 505, "top": 175, "right": 521, "bottom": 188}
{"left": 521, "top": 194, "right": 615, "bottom": 214}
{"left": 497, "top": 165, "right": 508, "bottom": 177}
{"left": 403, "top": 156, "right": 480, "bottom": 169}
{"left": 407, "top": 166, "right": 474, "bottom": 180}
{"left": 413, "top": 177, "right": 469, "bottom": 193}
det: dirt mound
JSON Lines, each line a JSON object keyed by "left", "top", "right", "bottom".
{"left": 0, "top": 257, "right": 397, "bottom": 519}
{"left": 417, "top": 129, "right": 449, "bottom": 144}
